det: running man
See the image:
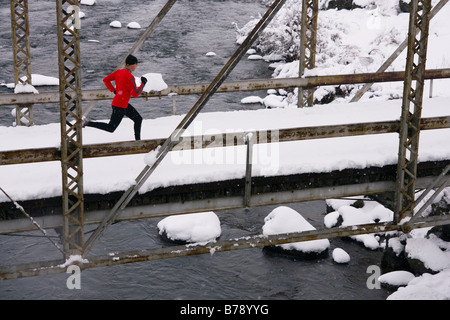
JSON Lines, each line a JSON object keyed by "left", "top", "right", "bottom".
{"left": 84, "top": 54, "right": 147, "bottom": 140}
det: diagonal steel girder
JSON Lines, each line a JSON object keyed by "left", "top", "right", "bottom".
{"left": 394, "top": 0, "right": 432, "bottom": 225}
{"left": 82, "top": 0, "right": 289, "bottom": 257}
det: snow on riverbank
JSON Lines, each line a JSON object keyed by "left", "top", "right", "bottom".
{"left": 237, "top": 0, "right": 450, "bottom": 106}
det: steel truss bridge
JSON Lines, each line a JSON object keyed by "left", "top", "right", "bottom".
{"left": 0, "top": 0, "right": 450, "bottom": 280}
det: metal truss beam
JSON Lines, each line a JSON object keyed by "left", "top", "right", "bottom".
{"left": 10, "top": 0, "right": 33, "bottom": 126}
{"left": 3, "top": 68, "right": 450, "bottom": 107}
{"left": 298, "top": 0, "right": 318, "bottom": 107}
{"left": 1, "top": 116, "right": 449, "bottom": 166}
{"left": 395, "top": 0, "right": 432, "bottom": 224}
{"left": 56, "top": 0, "right": 84, "bottom": 257}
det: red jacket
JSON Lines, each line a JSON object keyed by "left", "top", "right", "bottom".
{"left": 103, "top": 68, "right": 144, "bottom": 108}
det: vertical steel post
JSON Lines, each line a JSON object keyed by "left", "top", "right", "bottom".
{"left": 10, "top": 0, "right": 34, "bottom": 126}
{"left": 298, "top": 0, "right": 318, "bottom": 108}
{"left": 394, "top": 0, "right": 432, "bottom": 225}
{"left": 56, "top": 0, "right": 84, "bottom": 257}
{"left": 244, "top": 133, "right": 254, "bottom": 207}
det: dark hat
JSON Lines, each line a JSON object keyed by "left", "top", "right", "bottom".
{"left": 125, "top": 54, "right": 138, "bottom": 65}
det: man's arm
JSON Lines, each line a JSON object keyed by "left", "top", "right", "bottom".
{"left": 130, "top": 76, "right": 146, "bottom": 98}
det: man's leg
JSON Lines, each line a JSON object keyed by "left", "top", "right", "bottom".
{"left": 85, "top": 106, "right": 125, "bottom": 133}
{"left": 125, "top": 104, "right": 143, "bottom": 140}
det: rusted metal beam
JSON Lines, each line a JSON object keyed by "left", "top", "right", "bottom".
{"left": 1, "top": 116, "right": 449, "bottom": 165}
{"left": 0, "top": 221, "right": 400, "bottom": 279}
{"left": 394, "top": 0, "right": 432, "bottom": 224}
{"left": 2, "top": 68, "right": 450, "bottom": 106}
{"left": 2, "top": 203, "right": 450, "bottom": 280}
{"left": 298, "top": 0, "right": 318, "bottom": 107}
{"left": 56, "top": 0, "right": 84, "bottom": 257}
{"left": 10, "top": 0, "right": 34, "bottom": 126}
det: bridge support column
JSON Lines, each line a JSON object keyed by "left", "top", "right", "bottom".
{"left": 394, "top": 0, "right": 432, "bottom": 226}
{"left": 298, "top": 0, "right": 318, "bottom": 108}
{"left": 56, "top": 0, "right": 84, "bottom": 257}
{"left": 10, "top": 0, "right": 34, "bottom": 126}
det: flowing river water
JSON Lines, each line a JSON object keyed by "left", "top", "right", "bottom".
{"left": 0, "top": 0, "right": 390, "bottom": 300}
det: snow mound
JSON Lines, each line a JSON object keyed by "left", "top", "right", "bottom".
{"left": 29, "top": 74, "right": 59, "bottom": 86}
{"left": 241, "top": 96, "right": 263, "bottom": 104}
{"left": 127, "top": 22, "right": 141, "bottom": 29}
{"left": 378, "top": 270, "right": 415, "bottom": 287}
{"left": 139, "top": 73, "right": 168, "bottom": 92}
{"left": 248, "top": 54, "right": 263, "bottom": 60}
{"left": 80, "top": 0, "right": 96, "bottom": 5}
{"left": 332, "top": 248, "right": 350, "bottom": 264}
{"left": 109, "top": 21, "right": 122, "bottom": 28}
{"left": 157, "top": 212, "right": 221, "bottom": 243}
{"left": 262, "top": 206, "right": 330, "bottom": 254}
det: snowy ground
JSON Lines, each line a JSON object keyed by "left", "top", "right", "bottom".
{"left": 1, "top": 0, "right": 450, "bottom": 300}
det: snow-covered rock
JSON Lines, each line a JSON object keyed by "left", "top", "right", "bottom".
{"left": 127, "top": 22, "right": 141, "bottom": 29}
{"left": 157, "top": 212, "right": 221, "bottom": 244}
{"left": 109, "top": 20, "right": 122, "bottom": 28}
{"left": 262, "top": 206, "right": 330, "bottom": 258}
{"left": 332, "top": 248, "right": 350, "bottom": 264}
{"left": 378, "top": 270, "right": 415, "bottom": 289}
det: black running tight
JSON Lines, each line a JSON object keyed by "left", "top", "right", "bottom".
{"left": 86, "top": 104, "right": 142, "bottom": 140}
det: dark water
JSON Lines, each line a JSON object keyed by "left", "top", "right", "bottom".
{"left": 0, "top": 201, "right": 389, "bottom": 300}
{"left": 0, "top": 0, "right": 390, "bottom": 300}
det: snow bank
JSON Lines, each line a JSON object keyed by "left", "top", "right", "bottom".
{"left": 157, "top": 212, "right": 221, "bottom": 243}
{"left": 238, "top": 0, "right": 450, "bottom": 105}
{"left": 387, "top": 269, "right": 450, "bottom": 300}
{"left": 4, "top": 74, "right": 59, "bottom": 89}
{"left": 262, "top": 206, "right": 330, "bottom": 254}
{"left": 405, "top": 237, "right": 450, "bottom": 272}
